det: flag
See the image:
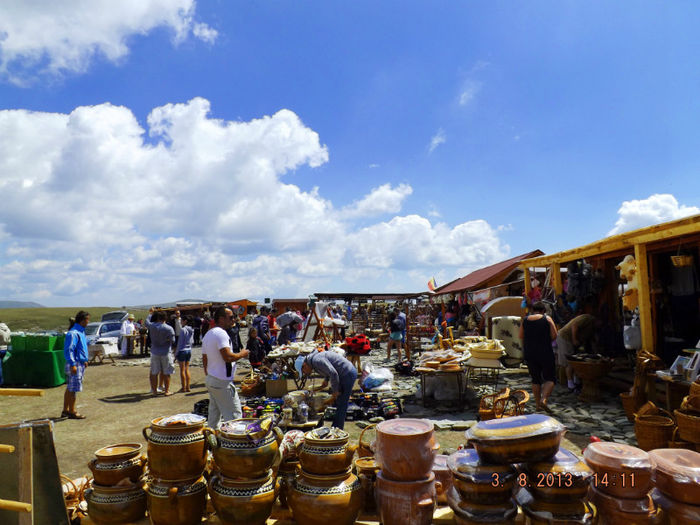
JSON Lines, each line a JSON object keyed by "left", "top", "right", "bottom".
{"left": 427, "top": 277, "right": 437, "bottom": 291}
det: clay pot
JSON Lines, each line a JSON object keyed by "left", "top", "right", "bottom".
{"left": 432, "top": 455, "right": 452, "bottom": 505}
{"left": 375, "top": 419, "right": 440, "bottom": 481}
{"left": 465, "top": 414, "right": 565, "bottom": 464}
{"left": 85, "top": 482, "right": 146, "bottom": 525}
{"left": 355, "top": 457, "right": 380, "bottom": 512}
{"left": 204, "top": 419, "right": 284, "bottom": 479}
{"left": 447, "top": 487, "right": 517, "bottom": 525}
{"left": 375, "top": 470, "right": 438, "bottom": 525}
{"left": 589, "top": 485, "right": 659, "bottom": 525}
{"left": 526, "top": 448, "right": 593, "bottom": 502}
{"left": 447, "top": 449, "right": 516, "bottom": 504}
{"left": 142, "top": 415, "right": 207, "bottom": 482}
{"left": 652, "top": 488, "right": 700, "bottom": 525}
{"left": 299, "top": 429, "right": 358, "bottom": 475}
{"left": 649, "top": 448, "right": 700, "bottom": 505}
{"left": 88, "top": 443, "right": 146, "bottom": 486}
{"left": 276, "top": 460, "right": 299, "bottom": 508}
{"left": 146, "top": 476, "right": 207, "bottom": 525}
{"left": 209, "top": 470, "right": 276, "bottom": 525}
{"left": 517, "top": 487, "right": 597, "bottom": 525}
{"left": 583, "top": 441, "right": 652, "bottom": 499}
{"left": 288, "top": 468, "right": 363, "bottom": 525}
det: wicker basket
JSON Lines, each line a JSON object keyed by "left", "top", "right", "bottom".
{"left": 674, "top": 409, "right": 700, "bottom": 444}
{"left": 690, "top": 380, "right": 700, "bottom": 397}
{"left": 620, "top": 392, "right": 639, "bottom": 422}
{"left": 635, "top": 409, "right": 675, "bottom": 451}
{"left": 668, "top": 428, "right": 695, "bottom": 450}
{"left": 671, "top": 255, "right": 693, "bottom": 267}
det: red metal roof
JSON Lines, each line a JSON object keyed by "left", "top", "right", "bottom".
{"left": 433, "top": 250, "right": 544, "bottom": 294}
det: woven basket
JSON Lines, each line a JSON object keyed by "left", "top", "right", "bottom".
{"left": 674, "top": 409, "right": 700, "bottom": 444}
{"left": 671, "top": 255, "right": 693, "bottom": 267}
{"left": 691, "top": 380, "right": 700, "bottom": 397}
{"left": 668, "top": 428, "right": 695, "bottom": 450}
{"left": 635, "top": 409, "right": 675, "bottom": 451}
{"left": 357, "top": 424, "right": 376, "bottom": 458}
{"left": 620, "top": 392, "right": 639, "bottom": 422}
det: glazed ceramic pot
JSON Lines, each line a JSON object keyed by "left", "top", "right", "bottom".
{"left": 649, "top": 448, "right": 700, "bottom": 505}
{"left": 465, "top": 414, "right": 565, "bottom": 465}
{"left": 526, "top": 448, "right": 593, "bottom": 502}
{"left": 276, "top": 460, "right": 299, "bottom": 508}
{"left": 517, "top": 487, "right": 597, "bottom": 525}
{"left": 88, "top": 443, "right": 146, "bottom": 487}
{"left": 85, "top": 482, "right": 146, "bottom": 525}
{"left": 447, "top": 487, "right": 517, "bottom": 525}
{"left": 288, "top": 468, "right": 363, "bottom": 525}
{"left": 355, "top": 457, "right": 380, "bottom": 512}
{"left": 209, "top": 470, "right": 276, "bottom": 525}
{"left": 589, "top": 485, "right": 659, "bottom": 525}
{"left": 583, "top": 441, "right": 651, "bottom": 499}
{"left": 143, "top": 415, "right": 207, "bottom": 482}
{"left": 146, "top": 476, "right": 207, "bottom": 525}
{"left": 652, "top": 488, "right": 700, "bottom": 525}
{"left": 432, "top": 455, "right": 452, "bottom": 505}
{"left": 375, "top": 470, "right": 438, "bottom": 525}
{"left": 375, "top": 419, "right": 440, "bottom": 481}
{"left": 204, "top": 419, "right": 284, "bottom": 479}
{"left": 447, "top": 449, "right": 516, "bottom": 504}
{"left": 299, "top": 429, "right": 358, "bottom": 475}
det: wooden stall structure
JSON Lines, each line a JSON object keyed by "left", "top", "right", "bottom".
{"left": 272, "top": 298, "right": 308, "bottom": 315}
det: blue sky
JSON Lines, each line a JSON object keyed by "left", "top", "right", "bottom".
{"left": 0, "top": 1, "right": 698, "bottom": 306}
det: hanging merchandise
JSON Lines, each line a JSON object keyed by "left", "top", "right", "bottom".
{"left": 623, "top": 314, "right": 642, "bottom": 350}
{"left": 567, "top": 259, "right": 593, "bottom": 302}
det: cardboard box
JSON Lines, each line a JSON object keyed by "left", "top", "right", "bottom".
{"left": 266, "top": 378, "right": 289, "bottom": 398}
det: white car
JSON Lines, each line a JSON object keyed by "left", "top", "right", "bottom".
{"left": 85, "top": 321, "right": 123, "bottom": 344}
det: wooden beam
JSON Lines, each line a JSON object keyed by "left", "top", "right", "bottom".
{"left": 18, "top": 426, "right": 33, "bottom": 525}
{"left": 523, "top": 267, "right": 532, "bottom": 300}
{"left": 0, "top": 499, "right": 32, "bottom": 513}
{"left": 0, "top": 389, "right": 44, "bottom": 397}
{"left": 0, "top": 444, "right": 15, "bottom": 454}
{"left": 635, "top": 243, "right": 654, "bottom": 354}
{"left": 551, "top": 263, "right": 563, "bottom": 296}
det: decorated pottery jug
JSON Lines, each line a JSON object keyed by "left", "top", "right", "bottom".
{"left": 142, "top": 414, "right": 207, "bottom": 482}
{"left": 209, "top": 470, "right": 277, "bottom": 525}
{"left": 88, "top": 443, "right": 146, "bottom": 487}
{"left": 145, "top": 476, "right": 207, "bottom": 525}
{"left": 85, "top": 482, "right": 146, "bottom": 525}
{"left": 288, "top": 468, "right": 363, "bottom": 525}
{"left": 299, "top": 428, "right": 358, "bottom": 475}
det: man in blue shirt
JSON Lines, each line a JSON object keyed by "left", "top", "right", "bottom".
{"left": 146, "top": 309, "right": 176, "bottom": 395}
{"left": 62, "top": 310, "right": 90, "bottom": 419}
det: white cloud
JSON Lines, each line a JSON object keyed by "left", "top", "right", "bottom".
{"left": 0, "top": 0, "right": 216, "bottom": 84}
{"left": 607, "top": 194, "right": 699, "bottom": 236}
{"left": 0, "top": 98, "right": 510, "bottom": 305}
{"left": 369, "top": 163, "right": 380, "bottom": 169}
{"left": 459, "top": 80, "right": 481, "bottom": 106}
{"left": 342, "top": 183, "right": 413, "bottom": 218}
{"left": 428, "top": 128, "right": 446, "bottom": 154}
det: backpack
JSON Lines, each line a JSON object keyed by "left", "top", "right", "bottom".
{"left": 390, "top": 318, "right": 403, "bottom": 333}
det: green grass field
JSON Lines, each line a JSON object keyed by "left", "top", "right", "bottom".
{"left": 0, "top": 307, "right": 151, "bottom": 332}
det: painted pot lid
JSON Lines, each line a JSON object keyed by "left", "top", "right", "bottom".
{"left": 649, "top": 448, "right": 700, "bottom": 484}
{"left": 583, "top": 442, "right": 650, "bottom": 471}
{"left": 153, "top": 413, "right": 206, "bottom": 427}
{"left": 466, "top": 414, "right": 565, "bottom": 441}
{"left": 377, "top": 418, "right": 433, "bottom": 436}
{"left": 94, "top": 443, "right": 141, "bottom": 459}
{"left": 527, "top": 448, "right": 592, "bottom": 480}
{"left": 447, "top": 449, "right": 515, "bottom": 483}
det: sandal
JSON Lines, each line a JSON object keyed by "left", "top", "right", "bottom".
{"left": 67, "top": 412, "right": 86, "bottom": 419}
{"left": 61, "top": 410, "right": 70, "bottom": 418}
{"left": 162, "top": 391, "right": 174, "bottom": 397}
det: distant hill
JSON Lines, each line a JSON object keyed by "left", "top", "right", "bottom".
{"left": 0, "top": 300, "right": 45, "bottom": 309}
{"left": 130, "top": 299, "right": 210, "bottom": 309}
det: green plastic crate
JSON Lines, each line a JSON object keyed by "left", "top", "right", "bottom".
{"left": 26, "top": 335, "right": 56, "bottom": 351}
{"left": 55, "top": 334, "right": 66, "bottom": 351}
{"left": 10, "top": 334, "right": 26, "bottom": 351}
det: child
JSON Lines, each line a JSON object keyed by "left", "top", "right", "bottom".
{"left": 176, "top": 315, "right": 194, "bottom": 392}
{"left": 246, "top": 327, "right": 265, "bottom": 368}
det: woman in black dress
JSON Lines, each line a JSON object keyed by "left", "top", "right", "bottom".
{"left": 519, "top": 301, "right": 558, "bottom": 413}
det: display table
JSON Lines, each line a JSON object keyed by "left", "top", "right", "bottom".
{"left": 418, "top": 368, "right": 467, "bottom": 409}
{"left": 655, "top": 370, "right": 692, "bottom": 411}
{"left": 1, "top": 349, "right": 66, "bottom": 387}
{"left": 88, "top": 341, "right": 119, "bottom": 364}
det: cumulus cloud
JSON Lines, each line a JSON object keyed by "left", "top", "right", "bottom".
{"left": 428, "top": 128, "right": 446, "bottom": 154}
{"left": 342, "top": 183, "right": 413, "bottom": 218}
{"left": 0, "top": 0, "right": 216, "bottom": 83}
{"left": 0, "top": 98, "right": 509, "bottom": 305}
{"left": 607, "top": 194, "right": 699, "bottom": 236}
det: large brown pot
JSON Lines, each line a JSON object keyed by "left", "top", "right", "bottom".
{"left": 288, "top": 468, "right": 363, "bottom": 525}
{"left": 432, "top": 455, "right": 453, "bottom": 505}
{"left": 375, "top": 419, "right": 439, "bottom": 481}
{"left": 276, "top": 460, "right": 299, "bottom": 509}
{"left": 143, "top": 415, "right": 207, "bottom": 482}
{"left": 447, "top": 487, "right": 517, "bottom": 525}
{"left": 355, "top": 457, "right": 380, "bottom": 513}
{"left": 209, "top": 470, "right": 276, "bottom": 525}
{"left": 299, "top": 429, "right": 358, "bottom": 475}
{"left": 204, "top": 419, "right": 283, "bottom": 479}
{"left": 583, "top": 441, "right": 652, "bottom": 499}
{"left": 85, "top": 482, "right": 146, "bottom": 525}
{"left": 375, "top": 470, "right": 438, "bottom": 525}
{"left": 526, "top": 448, "right": 593, "bottom": 502}
{"left": 146, "top": 476, "right": 207, "bottom": 525}
{"left": 88, "top": 443, "right": 146, "bottom": 487}
{"left": 447, "top": 449, "right": 516, "bottom": 505}
{"left": 649, "top": 448, "right": 700, "bottom": 505}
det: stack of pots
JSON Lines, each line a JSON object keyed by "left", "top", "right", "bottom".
{"left": 374, "top": 418, "right": 441, "bottom": 525}
{"left": 84, "top": 443, "right": 147, "bottom": 525}
{"left": 456, "top": 413, "right": 597, "bottom": 525}
{"left": 649, "top": 448, "right": 700, "bottom": 525}
{"left": 288, "top": 428, "right": 363, "bottom": 525}
{"left": 583, "top": 441, "right": 659, "bottom": 524}
{"left": 205, "top": 418, "right": 284, "bottom": 525}
{"left": 142, "top": 414, "right": 208, "bottom": 525}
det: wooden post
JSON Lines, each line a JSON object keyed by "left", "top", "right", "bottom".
{"left": 551, "top": 263, "right": 563, "bottom": 296}
{"left": 0, "top": 389, "right": 44, "bottom": 397}
{"left": 18, "top": 426, "right": 33, "bottom": 525}
{"left": 634, "top": 243, "right": 654, "bottom": 354}
{"left": 0, "top": 444, "right": 15, "bottom": 454}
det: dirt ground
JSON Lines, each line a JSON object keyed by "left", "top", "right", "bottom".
{"left": 0, "top": 347, "right": 586, "bottom": 480}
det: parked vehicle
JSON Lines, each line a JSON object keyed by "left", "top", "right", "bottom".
{"left": 85, "top": 321, "right": 122, "bottom": 344}
{"left": 100, "top": 311, "right": 129, "bottom": 322}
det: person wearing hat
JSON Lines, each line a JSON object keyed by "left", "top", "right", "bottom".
{"left": 120, "top": 313, "right": 136, "bottom": 356}
{"left": 297, "top": 351, "right": 358, "bottom": 429}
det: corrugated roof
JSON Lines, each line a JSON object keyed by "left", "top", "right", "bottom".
{"left": 434, "top": 250, "right": 544, "bottom": 294}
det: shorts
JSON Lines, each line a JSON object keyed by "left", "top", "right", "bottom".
{"left": 65, "top": 363, "right": 85, "bottom": 392}
{"left": 525, "top": 351, "right": 556, "bottom": 385}
{"left": 390, "top": 332, "right": 403, "bottom": 341}
{"left": 150, "top": 353, "right": 175, "bottom": 375}
{"left": 176, "top": 350, "right": 192, "bottom": 363}
{"left": 555, "top": 335, "right": 575, "bottom": 366}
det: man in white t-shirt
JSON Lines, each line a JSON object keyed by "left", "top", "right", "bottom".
{"left": 120, "top": 314, "right": 136, "bottom": 356}
{"left": 201, "top": 306, "right": 250, "bottom": 429}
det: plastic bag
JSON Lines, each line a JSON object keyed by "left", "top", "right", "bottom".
{"left": 362, "top": 367, "right": 394, "bottom": 390}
